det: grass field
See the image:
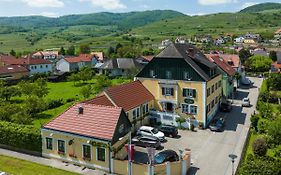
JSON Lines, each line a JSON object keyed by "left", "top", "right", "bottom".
{"left": 0, "top": 155, "right": 79, "bottom": 175}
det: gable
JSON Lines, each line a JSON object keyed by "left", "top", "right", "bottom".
{"left": 112, "top": 110, "right": 132, "bottom": 144}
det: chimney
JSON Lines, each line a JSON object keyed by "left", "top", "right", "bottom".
{"left": 78, "top": 106, "right": 84, "bottom": 115}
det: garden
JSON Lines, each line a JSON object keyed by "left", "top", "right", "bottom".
{"left": 238, "top": 74, "right": 281, "bottom": 174}
{"left": 0, "top": 68, "right": 131, "bottom": 152}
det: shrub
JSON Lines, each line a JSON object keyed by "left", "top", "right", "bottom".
{"left": 252, "top": 138, "right": 267, "bottom": 157}
{"left": 47, "top": 99, "right": 64, "bottom": 109}
{"left": 66, "top": 98, "right": 76, "bottom": 103}
{"left": 267, "top": 118, "right": 281, "bottom": 145}
{"left": 250, "top": 114, "right": 259, "bottom": 131}
{"left": 257, "top": 119, "right": 269, "bottom": 134}
{"left": 0, "top": 121, "right": 41, "bottom": 152}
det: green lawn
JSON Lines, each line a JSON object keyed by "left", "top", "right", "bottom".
{"left": 0, "top": 155, "right": 79, "bottom": 175}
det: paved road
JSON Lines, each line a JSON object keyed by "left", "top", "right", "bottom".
{"left": 161, "top": 77, "right": 263, "bottom": 175}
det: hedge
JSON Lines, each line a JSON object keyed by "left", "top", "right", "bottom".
{"left": 0, "top": 121, "right": 41, "bottom": 152}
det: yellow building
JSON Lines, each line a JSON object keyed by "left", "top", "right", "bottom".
{"left": 135, "top": 43, "right": 222, "bottom": 127}
{"left": 41, "top": 103, "right": 132, "bottom": 172}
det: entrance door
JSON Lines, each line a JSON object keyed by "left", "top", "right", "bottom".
{"left": 166, "top": 102, "right": 173, "bottom": 112}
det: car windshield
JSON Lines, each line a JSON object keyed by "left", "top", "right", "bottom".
{"left": 244, "top": 99, "right": 249, "bottom": 102}
{"left": 154, "top": 154, "right": 165, "bottom": 164}
{"left": 151, "top": 128, "right": 158, "bottom": 134}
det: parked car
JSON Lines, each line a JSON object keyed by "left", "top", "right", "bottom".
{"left": 131, "top": 135, "right": 161, "bottom": 149}
{"left": 154, "top": 150, "right": 179, "bottom": 164}
{"left": 241, "top": 78, "right": 253, "bottom": 86}
{"left": 220, "top": 102, "right": 232, "bottom": 112}
{"left": 157, "top": 125, "right": 178, "bottom": 138}
{"left": 137, "top": 126, "right": 165, "bottom": 141}
{"left": 209, "top": 117, "right": 225, "bottom": 132}
{"left": 242, "top": 98, "right": 251, "bottom": 107}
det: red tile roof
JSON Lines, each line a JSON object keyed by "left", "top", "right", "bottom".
{"left": 64, "top": 54, "right": 94, "bottom": 63}
{"left": 141, "top": 55, "right": 154, "bottom": 62}
{"left": 84, "top": 95, "right": 114, "bottom": 106}
{"left": 0, "top": 55, "right": 51, "bottom": 65}
{"left": 43, "top": 104, "right": 123, "bottom": 141}
{"left": 91, "top": 52, "right": 105, "bottom": 62}
{"left": 0, "top": 65, "right": 29, "bottom": 75}
{"left": 0, "top": 55, "right": 24, "bottom": 65}
{"left": 207, "top": 55, "right": 236, "bottom": 76}
{"left": 206, "top": 54, "right": 240, "bottom": 68}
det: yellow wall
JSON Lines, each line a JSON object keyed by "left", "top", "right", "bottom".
{"left": 41, "top": 129, "right": 111, "bottom": 171}
{"left": 206, "top": 75, "right": 222, "bottom": 117}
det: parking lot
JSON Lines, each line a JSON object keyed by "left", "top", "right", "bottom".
{"left": 133, "top": 77, "right": 263, "bottom": 175}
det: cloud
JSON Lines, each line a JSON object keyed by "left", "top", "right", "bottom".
{"left": 22, "top": 0, "right": 64, "bottom": 8}
{"left": 81, "top": 0, "right": 126, "bottom": 10}
{"left": 198, "top": 0, "right": 238, "bottom": 5}
{"left": 241, "top": 2, "right": 258, "bottom": 9}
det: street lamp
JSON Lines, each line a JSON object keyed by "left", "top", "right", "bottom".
{"left": 119, "top": 132, "right": 132, "bottom": 175}
{"left": 228, "top": 154, "right": 237, "bottom": 175}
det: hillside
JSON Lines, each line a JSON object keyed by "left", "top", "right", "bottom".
{"left": 240, "top": 2, "right": 281, "bottom": 13}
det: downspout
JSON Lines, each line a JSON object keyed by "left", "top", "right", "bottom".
{"left": 108, "top": 142, "right": 112, "bottom": 173}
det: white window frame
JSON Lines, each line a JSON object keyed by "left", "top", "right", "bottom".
{"left": 57, "top": 139, "right": 66, "bottom": 153}
{"left": 163, "top": 87, "right": 173, "bottom": 96}
{"left": 184, "top": 72, "right": 190, "bottom": 80}
{"left": 183, "top": 88, "right": 195, "bottom": 98}
{"left": 166, "top": 71, "right": 172, "bottom": 79}
{"left": 189, "top": 105, "right": 198, "bottom": 115}
{"left": 142, "top": 103, "right": 149, "bottom": 114}
{"left": 133, "top": 107, "right": 141, "bottom": 119}
{"left": 96, "top": 147, "right": 106, "bottom": 162}
{"left": 82, "top": 144, "right": 92, "bottom": 160}
{"left": 46, "top": 137, "right": 53, "bottom": 150}
{"left": 181, "top": 104, "right": 189, "bottom": 113}
{"left": 181, "top": 104, "right": 198, "bottom": 115}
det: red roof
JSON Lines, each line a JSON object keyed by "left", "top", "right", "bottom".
{"left": 64, "top": 54, "right": 94, "bottom": 63}
{"left": 272, "top": 62, "right": 281, "bottom": 72}
{"left": 44, "top": 104, "right": 122, "bottom": 141}
{"left": 0, "top": 65, "right": 28, "bottom": 75}
{"left": 84, "top": 95, "right": 114, "bottom": 106}
{"left": 0, "top": 55, "right": 24, "bottom": 65}
{"left": 141, "top": 55, "right": 154, "bottom": 62}
{"left": 0, "top": 55, "right": 51, "bottom": 65}
{"left": 206, "top": 54, "right": 240, "bottom": 68}
{"left": 275, "top": 28, "right": 281, "bottom": 34}
{"left": 91, "top": 52, "right": 105, "bottom": 62}
{"left": 207, "top": 55, "right": 236, "bottom": 76}
{"left": 104, "top": 80, "right": 154, "bottom": 111}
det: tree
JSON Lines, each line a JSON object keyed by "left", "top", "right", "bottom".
{"left": 269, "top": 51, "right": 277, "bottom": 62}
{"left": 80, "top": 85, "right": 92, "bottom": 99}
{"left": 0, "top": 81, "right": 19, "bottom": 101}
{"left": 234, "top": 73, "right": 241, "bottom": 87}
{"left": 245, "top": 55, "right": 272, "bottom": 72}
{"left": 67, "top": 45, "right": 75, "bottom": 56}
{"left": 268, "top": 118, "right": 281, "bottom": 145}
{"left": 33, "top": 78, "right": 49, "bottom": 98}
{"left": 115, "top": 43, "right": 123, "bottom": 53}
{"left": 68, "top": 73, "right": 80, "bottom": 86}
{"left": 60, "top": 47, "right": 66, "bottom": 55}
{"left": 107, "top": 46, "right": 115, "bottom": 56}
{"left": 24, "top": 95, "right": 46, "bottom": 117}
{"left": 79, "top": 67, "right": 94, "bottom": 82}
{"left": 267, "top": 74, "right": 281, "bottom": 91}
{"left": 9, "top": 49, "right": 16, "bottom": 56}
{"left": 93, "top": 75, "right": 112, "bottom": 92}
{"left": 80, "top": 44, "right": 91, "bottom": 54}
{"left": 239, "top": 49, "right": 252, "bottom": 64}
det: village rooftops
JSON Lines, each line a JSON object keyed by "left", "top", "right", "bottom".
{"left": 206, "top": 54, "right": 240, "bottom": 69}
{"left": 64, "top": 54, "right": 94, "bottom": 63}
{"left": 206, "top": 55, "right": 236, "bottom": 76}
{"left": 0, "top": 55, "right": 51, "bottom": 65}
{"left": 0, "top": 65, "right": 29, "bottom": 74}
{"left": 99, "top": 58, "right": 143, "bottom": 70}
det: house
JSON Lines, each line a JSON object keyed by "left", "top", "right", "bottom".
{"left": 56, "top": 54, "right": 97, "bottom": 72}
{"left": 41, "top": 103, "right": 132, "bottom": 172}
{"left": 243, "top": 33, "right": 261, "bottom": 44}
{"left": 91, "top": 52, "right": 105, "bottom": 63}
{"left": 0, "top": 65, "right": 29, "bottom": 80}
{"left": 85, "top": 80, "right": 155, "bottom": 131}
{"left": 136, "top": 55, "right": 154, "bottom": 65}
{"left": 206, "top": 55, "right": 236, "bottom": 98}
{"left": 33, "top": 51, "right": 59, "bottom": 61}
{"left": 175, "top": 37, "right": 186, "bottom": 44}
{"left": 271, "top": 52, "right": 281, "bottom": 72}
{"left": 135, "top": 43, "right": 222, "bottom": 127}
{"left": 159, "top": 39, "right": 173, "bottom": 49}
{"left": 251, "top": 48, "right": 269, "bottom": 57}
{"left": 234, "top": 37, "right": 245, "bottom": 43}
{"left": 97, "top": 58, "right": 143, "bottom": 77}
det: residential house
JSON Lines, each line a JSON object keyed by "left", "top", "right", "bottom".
{"left": 136, "top": 55, "right": 154, "bottom": 65}
{"left": 175, "top": 37, "right": 186, "bottom": 44}
{"left": 41, "top": 103, "right": 132, "bottom": 172}
{"left": 234, "top": 36, "right": 245, "bottom": 43}
{"left": 91, "top": 52, "right": 105, "bottom": 63}
{"left": 159, "top": 39, "right": 173, "bottom": 49}
{"left": 135, "top": 43, "right": 222, "bottom": 127}
{"left": 251, "top": 48, "right": 269, "bottom": 57}
{"left": 274, "top": 28, "right": 281, "bottom": 41}
{"left": 97, "top": 58, "right": 143, "bottom": 77}
{"left": 243, "top": 33, "right": 261, "bottom": 44}
{"left": 271, "top": 52, "right": 281, "bottom": 72}
{"left": 0, "top": 65, "right": 29, "bottom": 80}
{"left": 33, "top": 51, "right": 59, "bottom": 61}
{"left": 85, "top": 80, "right": 155, "bottom": 131}
{"left": 206, "top": 55, "right": 236, "bottom": 98}
{"left": 56, "top": 54, "right": 98, "bottom": 72}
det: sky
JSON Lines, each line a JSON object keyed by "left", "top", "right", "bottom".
{"left": 0, "top": 0, "right": 280, "bottom": 17}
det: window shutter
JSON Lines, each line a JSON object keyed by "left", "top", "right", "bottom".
{"left": 162, "top": 88, "right": 165, "bottom": 95}
{"left": 193, "top": 89, "right": 196, "bottom": 98}
{"left": 171, "top": 88, "right": 174, "bottom": 96}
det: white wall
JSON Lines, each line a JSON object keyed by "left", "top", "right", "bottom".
{"left": 29, "top": 64, "right": 52, "bottom": 74}
{"left": 56, "top": 59, "right": 70, "bottom": 72}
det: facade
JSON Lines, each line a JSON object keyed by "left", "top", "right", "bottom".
{"left": 206, "top": 55, "right": 236, "bottom": 98}
{"left": 135, "top": 43, "right": 222, "bottom": 127}
{"left": 0, "top": 65, "right": 29, "bottom": 80}
{"left": 97, "top": 58, "right": 143, "bottom": 77}
{"left": 33, "top": 51, "right": 59, "bottom": 61}
{"left": 85, "top": 80, "right": 155, "bottom": 131}
{"left": 41, "top": 103, "right": 131, "bottom": 172}
{"left": 56, "top": 54, "right": 97, "bottom": 72}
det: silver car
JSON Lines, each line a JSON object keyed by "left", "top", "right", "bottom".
{"left": 242, "top": 98, "right": 251, "bottom": 107}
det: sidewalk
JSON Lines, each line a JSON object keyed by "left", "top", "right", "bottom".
{"left": 0, "top": 148, "right": 106, "bottom": 175}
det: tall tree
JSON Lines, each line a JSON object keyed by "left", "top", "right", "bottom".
{"left": 269, "top": 51, "right": 277, "bottom": 62}
{"left": 239, "top": 49, "right": 252, "bottom": 64}
{"left": 9, "top": 49, "right": 16, "bottom": 56}
{"left": 60, "top": 47, "right": 66, "bottom": 56}
{"left": 67, "top": 45, "right": 75, "bottom": 56}
{"left": 80, "top": 44, "right": 91, "bottom": 54}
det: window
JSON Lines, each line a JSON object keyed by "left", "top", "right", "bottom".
{"left": 97, "top": 147, "right": 106, "bottom": 161}
{"left": 58, "top": 140, "right": 65, "bottom": 153}
{"left": 83, "top": 145, "right": 91, "bottom": 159}
{"left": 46, "top": 65, "right": 48, "bottom": 68}
{"left": 215, "top": 83, "right": 218, "bottom": 90}
{"left": 34, "top": 66, "right": 37, "bottom": 69}
{"left": 163, "top": 115, "right": 173, "bottom": 121}
{"left": 218, "top": 80, "right": 221, "bottom": 88}
{"left": 46, "top": 137, "right": 52, "bottom": 150}
{"left": 30, "top": 66, "right": 33, "bottom": 69}
{"left": 162, "top": 87, "right": 174, "bottom": 96}
{"left": 211, "top": 100, "right": 214, "bottom": 108}
{"left": 143, "top": 103, "right": 149, "bottom": 114}
{"left": 190, "top": 105, "right": 198, "bottom": 115}
{"left": 215, "top": 97, "right": 218, "bottom": 104}
{"left": 150, "top": 70, "right": 155, "bottom": 78}
{"left": 126, "top": 112, "right": 129, "bottom": 117}
{"left": 133, "top": 107, "right": 140, "bottom": 119}
{"left": 184, "top": 72, "right": 190, "bottom": 80}
{"left": 40, "top": 65, "right": 43, "bottom": 68}
{"left": 183, "top": 88, "right": 196, "bottom": 98}
{"left": 207, "top": 88, "right": 210, "bottom": 97}
{"left": 182, "top": 104, "right": 189, "bottom": 113}
{"left": 166, "top": 71, "right": 172, "bottom": 79}
{"left": 211, "top": 85, "right": 214, "bottom": 93}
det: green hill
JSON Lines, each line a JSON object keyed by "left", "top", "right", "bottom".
{"left": 240, "top": 2, "right": 281, "bottom": 13}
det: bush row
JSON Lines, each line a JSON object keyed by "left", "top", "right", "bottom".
{"left": 0, "top": 121, "right": 41, "bottom": 152}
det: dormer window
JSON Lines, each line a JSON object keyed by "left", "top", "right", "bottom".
{"left": 184, "top": 72, "right": 190, "bottom": 80}
{"left": 150, "top": 70, "right": 155, "bottom": 78}
{"left": 166, "top": 71, "right": 172, "bottom": 79}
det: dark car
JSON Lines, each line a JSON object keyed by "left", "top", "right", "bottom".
{"left": 154, "top": 150, "right": 179, "bottom": 164}
{"left": 220, "top": 102, "right": 232, "bottom": 112}
{"left": 209, "top": 118, "right": 225, "bottom": 132}
{"left": 131, "top": 135, "right": 161, "bottom": 149}
{"left": 158, "top": 125, "right": 178, "bottom": 138}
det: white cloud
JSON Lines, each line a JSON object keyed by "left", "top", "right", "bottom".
{"left": 40, "top": 12, "right": 59, "bottom": 17}
{"left": 198, "top": 0, "right": 238, "bottom": 5}
{"left": 241, "top": 2, "right": 258, "bottom": 9}
{"left": 186, "top": 13, "right": 206, "bottom": 16}
{"left": 22, "top": 0, "right": 64, "bottom": 8}
{"left": 81, "top": 0, "right": 126, "bottom": 10}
